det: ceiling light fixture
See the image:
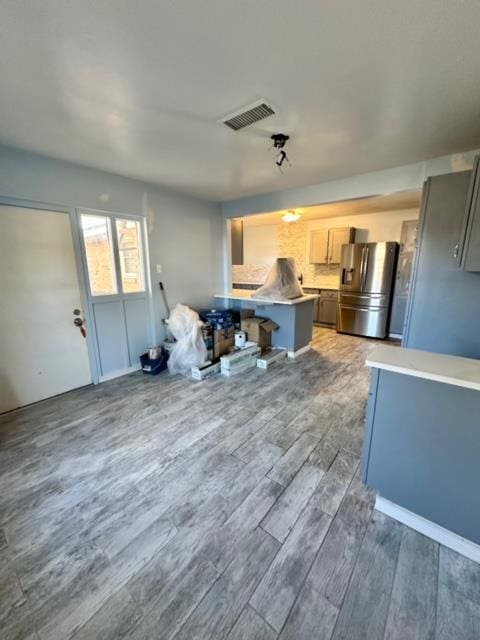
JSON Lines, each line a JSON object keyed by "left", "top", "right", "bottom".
{"left": 271, "top": 133, "right": 291, "bottom": 172}
{"left": 282, "top": 209, "right": 301, "bottom": 223}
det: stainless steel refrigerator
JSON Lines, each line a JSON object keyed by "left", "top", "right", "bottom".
{"left": 337, "top": 242, "right": 398, "bottom": 338}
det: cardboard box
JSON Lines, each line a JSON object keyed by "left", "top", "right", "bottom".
{"left": 199, "top": 308, "right": 235, "bottom": 330}
{"left": 213, "top": 327, "right": 235, "bottom": 358}
{"left": 191, "top": 361, "right": 221, "bottom": 380}
{"left": 240, "top": 316, "right": 279, "bottom": 352}
{"left": 220, "top": 344, "right": 261, "bottom": 370}
{"left": 256, "top": 348, "right": 287, "bottom": 369}
{"left": 221, "top": 360, "right": 257, "bottom": 377}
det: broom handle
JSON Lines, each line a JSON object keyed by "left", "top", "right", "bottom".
{"left": 159, "top": 281, "right": 171, "bottom": 317}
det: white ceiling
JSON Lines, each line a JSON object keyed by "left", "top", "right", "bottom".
{"left": 1, "top": 1, "right": 480, "bottom": 201}
{"left": 243, "top": 191, "right": 422, "bottom": 226}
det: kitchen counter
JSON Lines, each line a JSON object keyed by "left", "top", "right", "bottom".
{"left": 366, "top": 345, "right": 480, "bottom": 391}
{"left": 214, "top": 290, "right": 319, "bottom": 306}
{"left": 302, "top": 283, "right": 339, "bottom": 290}
{"left": 362, "top": 345, "right": 480, "bottom": 559}
{"left": 213, "top": 291, "right": 317, "bottom": 357}
{"left": 232, "top": 282, "right": 339, "bottom": 291}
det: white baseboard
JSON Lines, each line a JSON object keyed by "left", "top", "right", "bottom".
{"left": 99, "top": 363, "right": 142, "bottom": 383}
{"left": 375, "top": 496, "right": 480, "bottom": 564}
{"left": 287, "top": 343, "right": 311, "bottom": 359}
{"left": 388, "top": 333, "right": 403, "bottom": 340}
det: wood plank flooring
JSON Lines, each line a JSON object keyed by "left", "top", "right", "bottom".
{"left": 1, "top": 327, "right": 479, "bottom": 639}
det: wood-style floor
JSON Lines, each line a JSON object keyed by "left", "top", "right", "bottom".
{"left": 1, "top": 327, "right": 479, "bottom": 640}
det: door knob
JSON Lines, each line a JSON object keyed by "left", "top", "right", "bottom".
{"left": 74, "top": 317, "right": 83, "bottom": 327}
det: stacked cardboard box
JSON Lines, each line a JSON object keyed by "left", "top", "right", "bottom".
{"left": 213, "top": 326, "right": 234, "bottom": 358}
{"left": 199, "top": 309, "right": 236, "bottom": 358}
{"left": 191, "top": 361, "right": 221, "bottom": 380}
{"left": 256, "top": 348, "right": 287, "bottom": 369}
{"left": 220, "top": 344, "right": 261, "bottom": 376}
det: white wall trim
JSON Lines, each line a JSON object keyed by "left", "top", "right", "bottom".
{"left": 99, "top": 363, "right": 142, "bottom": 383}
{"left": 287, "top": 343, "right": 311, "bottom": 359}
{"left": 375, "top": 496, "right": 480, "bottom": 564}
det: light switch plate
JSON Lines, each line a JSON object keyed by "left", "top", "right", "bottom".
{"left": 156, "top": 264, "right": 162, "bottom": 273}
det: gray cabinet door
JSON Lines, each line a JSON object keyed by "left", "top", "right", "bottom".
{"left": 458, "top": 156, "right": 480, "bottom": 272}
{"left": 328, "top": 227, "right": 354, "bottom": 263}
{"left": 231, "top": 219, "right": 244, "bottom": 265}
{"left": 403, "top": 170, "right": 480, "bottom": 358}
{"left": 318, "top": 297, "right": 337, "bottom": 325}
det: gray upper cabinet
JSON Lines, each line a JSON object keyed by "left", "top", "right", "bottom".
{"left": 309, "top": 229, "right": 329, "bottom": 264}
{"left": 403, "top": 170, "right": 480, "bottom": 358}
{"left": 328, "top": 227, "right": 353, "bottom": 263}
{"left": 457, "top": 155, "right": 480, "bottom": 272}
{"left": 309, "top": 227, "right": 355, "bottom": 264}
{"left": 231, "top": 218, "right": 244, "bottom": 265}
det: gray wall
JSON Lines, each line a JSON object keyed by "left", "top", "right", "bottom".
{"left": 221, "top": 149, "right": 480, "bottom": 218}
{"left": 0, "top": 145, "right": 222, "bottom": 342}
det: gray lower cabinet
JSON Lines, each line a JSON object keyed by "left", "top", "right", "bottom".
{"left": 304, "top": 288, "right": 338, "bottom": 326}
{"left": 318, "top": 295, "right": 337, "bottom": 325}
{"left": 362, "top": 368, "right": 480, "bottom": 546}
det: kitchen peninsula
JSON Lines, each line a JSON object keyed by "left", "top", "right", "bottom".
{"left": 213, "top": 290, "right": 318, "bottom": 357}
{"left": 362, "top": 344, "right": 480, "bottom": 561}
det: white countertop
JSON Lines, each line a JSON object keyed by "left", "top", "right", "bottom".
{"left": 366, "top": 345, "right": 480, "bottom": 392}
{"left": 232, "top": 282, "right": 339, "bottom": 290}
{"left": 214, "top": 290, "right": 319, "bottom": 306}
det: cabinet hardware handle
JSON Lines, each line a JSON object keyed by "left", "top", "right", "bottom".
{"left": 453, "top": 243, "right": 459, "bottom": 259}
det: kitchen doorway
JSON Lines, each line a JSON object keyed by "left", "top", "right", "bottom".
{"left": 0, "top": 204, "right": 92, "bottom": 413}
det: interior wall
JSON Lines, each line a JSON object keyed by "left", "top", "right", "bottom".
{"left": 243, "top": 223, "right": 279, "bottom": 265}
{"left": 0, "top": 145, "right": 222, "bottom": 342}
{"left": 233, "top": 208, "right": 419, "bottom": 288}
{"left": 307, "top": 209, "right": 419, "bottom": 241}
{"left": 221, "top": 149, "right": 478, "bottom": 218}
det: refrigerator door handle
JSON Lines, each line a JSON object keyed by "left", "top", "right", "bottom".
{"left": 359, "top": 246, "right": 366, "bottom": 291}
{"left": 361, "top": 246, "right": 370, "bottom": 291}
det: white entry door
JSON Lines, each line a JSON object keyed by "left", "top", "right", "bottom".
{"left": 0, "top": 205, "right": 92, "bottom": 413}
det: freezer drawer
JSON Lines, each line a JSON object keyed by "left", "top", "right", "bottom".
{"left": 337, "top": 304, "right": 389, "bottom": 339}
{"left": 338, "top": 292, "right": 390, "bottom": 308}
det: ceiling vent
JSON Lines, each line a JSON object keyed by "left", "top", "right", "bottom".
{"left": 220, "top": 100, "right": 275, "bottom": 131}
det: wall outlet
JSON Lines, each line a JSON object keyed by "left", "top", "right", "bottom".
{"left": 156, "top": 264, "right": 162, "bottom": 273}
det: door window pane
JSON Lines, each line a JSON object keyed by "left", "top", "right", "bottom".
{"left": 81, "top": 214, "right": 117, "bottom": 295}
{"left": 116, "top": 219, "right": 145, "bottom": 293}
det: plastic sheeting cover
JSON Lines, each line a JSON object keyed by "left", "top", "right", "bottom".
{"left": 167, "top": 304, "right": 207, "bottom": 375}
{"left": 253, "top": 257, "right": 304, "bottom": 300}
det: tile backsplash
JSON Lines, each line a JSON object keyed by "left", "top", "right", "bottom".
{"left": 232, "top": 220, "right": 341, "bottom": 288}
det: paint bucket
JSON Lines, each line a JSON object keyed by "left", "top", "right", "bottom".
{"left": 148, "top": 346, "right": 163, "bottom": 359}
{"left": 234, "top": 330, "right": 247, "bottom": 349}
